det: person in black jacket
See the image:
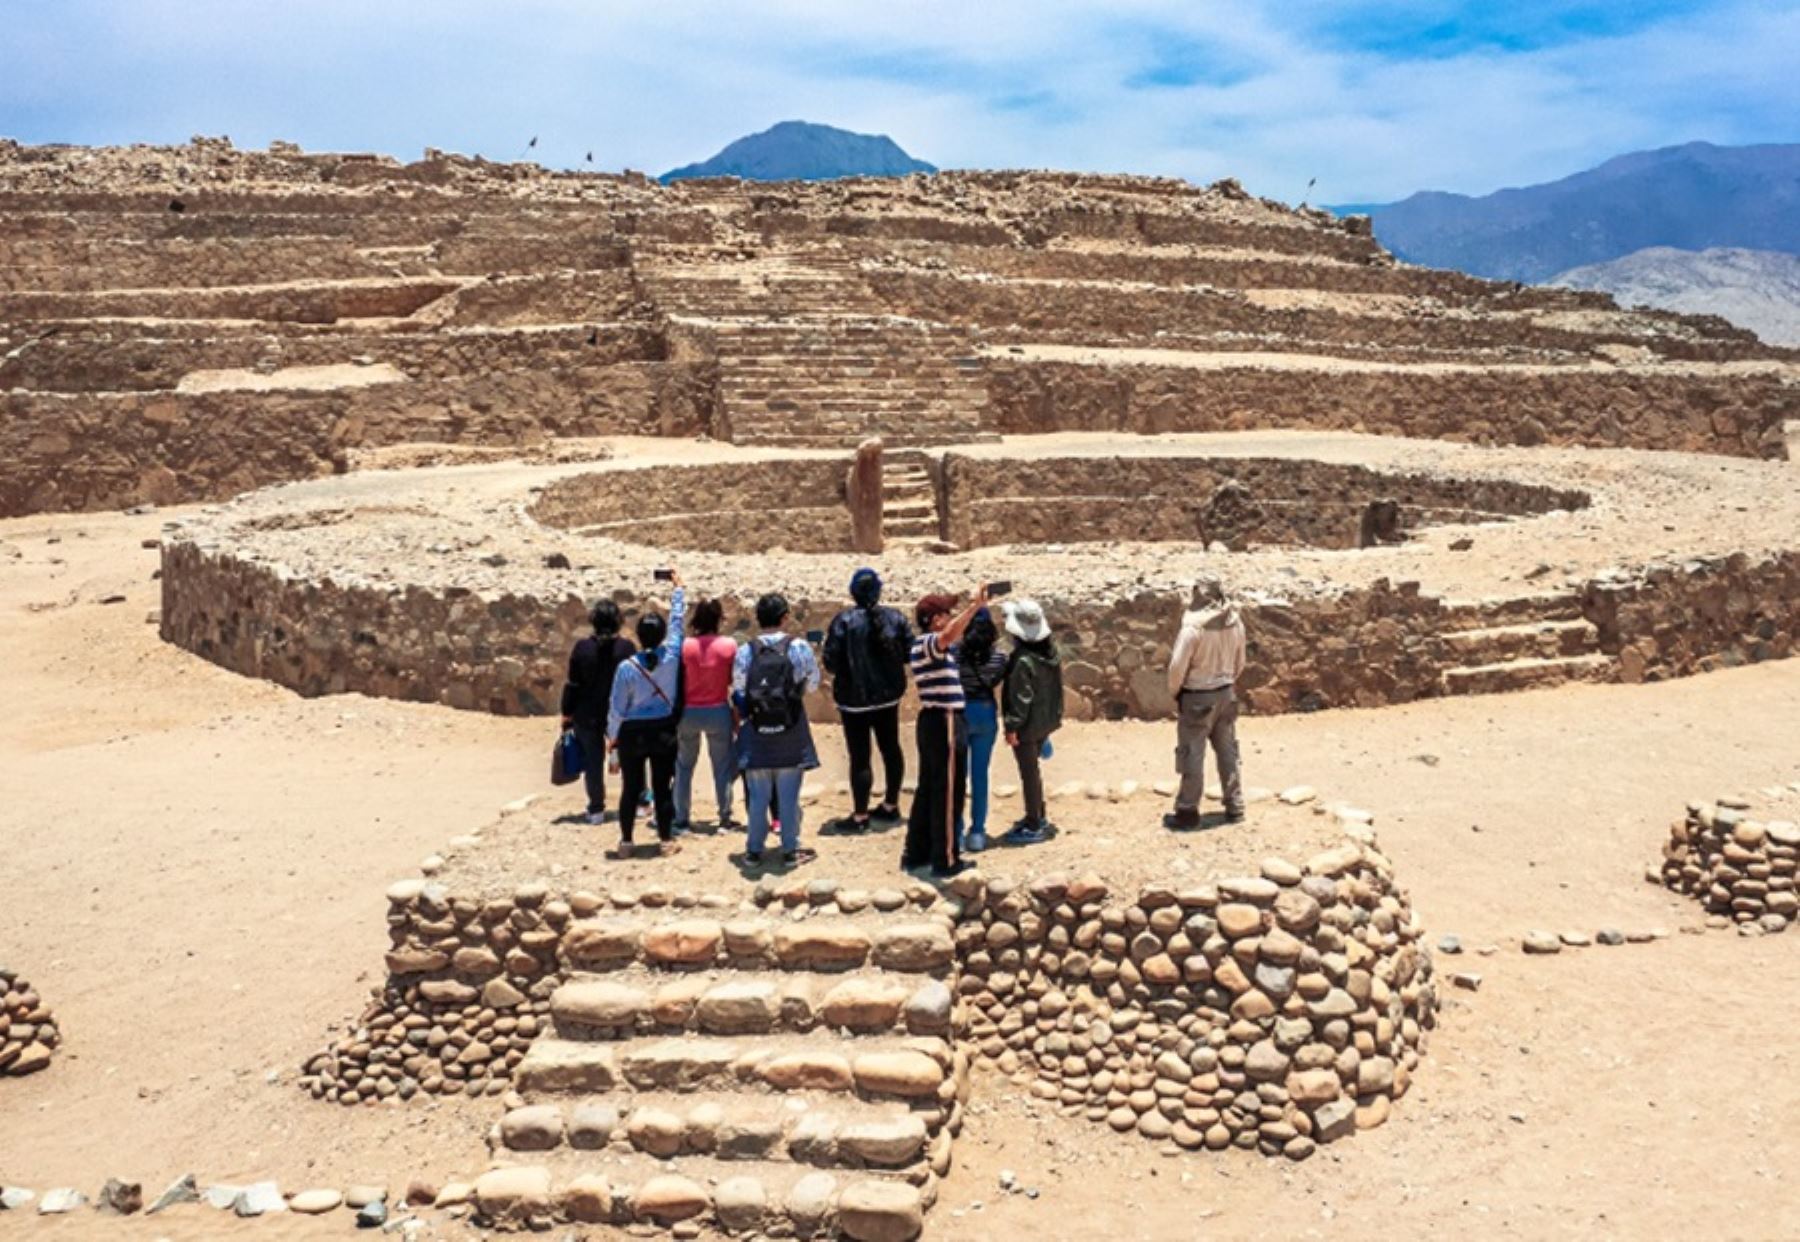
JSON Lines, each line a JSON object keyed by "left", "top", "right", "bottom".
{"left": 822, "top": 568, "right": 914, "bottom": 832}
{"left": 560, "top": 599, "right": 636, "bottom": 824}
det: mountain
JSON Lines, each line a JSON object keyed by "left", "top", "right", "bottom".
{"left": 1551, "top": 247, "right": 1800, "bottom": 347}
{"left": 1338, "top": 142, "right": 1800, "bottom": 283}
{"left": 662, "top": 120, "right": 936, "bottom": 183}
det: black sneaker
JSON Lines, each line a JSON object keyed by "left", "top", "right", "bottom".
{"left": 1224, "top": 809, "right": 1246, "bottom": 824}
{"left": 871, "top": 803, "right": 903, "bottom": 823}
{"left": 932, "top": 859, "right": 975, "bottom": 878}
{"left": 1001, "top": 822, "right": 1050, "bottom": 846}
{"left": 1163, "top": 810, "right": 1202, "bottom": 830}
{"left": 744, "top": 851, "right": 763, "bottom": 865}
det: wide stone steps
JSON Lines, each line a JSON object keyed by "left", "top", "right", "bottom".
{"left": 515, "top": 1033, "right": 960, "bottom": 1103}
{"left": 1439, "top": 593, "right": 1586, "bottom": 627}
{"left": 1439, "top": 651, "right": 1615, "bottom": 695}
{"left": 556, "top": 914, "right": 956, "bottom": 976}
{"left": 1441, "top": 617, "right": 1601, "bottom": 664}
{"left": 494, "top": 1089, "right": 943, "bottom": 1172}
{"left": 549, "top": 968, "right": 954, "bottom": 1040}
{"left": 473, "top": 1153, "right": 934, "bottom": 1238}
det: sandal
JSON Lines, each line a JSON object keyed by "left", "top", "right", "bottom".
{"left": 605, "top": 845, "right": 635, "bottom": 861}
{"left": 657, "top": 840, "right": 682, "bottom": 857}
{"left": 785, "top": 848, "right": 819, "bottom": 867}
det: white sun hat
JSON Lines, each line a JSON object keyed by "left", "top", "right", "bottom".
{"left": 1003, "top": 597, "right": 1051, "bottom": 642}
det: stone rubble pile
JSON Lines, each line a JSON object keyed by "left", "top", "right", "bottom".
{"left": 1660, "top": 796, "right": 1800, "bottom": 934}
{"left": 0, "top": 965, "right": 59, "bottom": 1077}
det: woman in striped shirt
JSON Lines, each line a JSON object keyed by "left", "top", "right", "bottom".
{"left": 904, "top": 587, "right": 989, "bottom": 878}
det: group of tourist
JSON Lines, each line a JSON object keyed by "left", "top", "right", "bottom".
{"left": 559, "top": 569, "right": 1247, "bottom": 878}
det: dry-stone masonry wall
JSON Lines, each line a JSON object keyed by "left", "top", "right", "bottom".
{"left": 1660, "top": 799, "right": 1800, "bottom": 934}
{"left": 0, "top": 966, "right": 60, "bottom": 1077}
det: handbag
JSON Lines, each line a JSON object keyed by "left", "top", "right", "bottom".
{"left": 551, "top": 729, "right": 586, "bottom": 786}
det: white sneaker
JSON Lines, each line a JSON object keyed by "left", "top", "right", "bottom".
{"left": 585, "top": 811, "right": 606, "bottom": 826}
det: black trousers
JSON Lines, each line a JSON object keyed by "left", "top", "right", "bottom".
{"left": 573, "top": 724, "right": 608, "bottom": 816}
{"left": 843, "top": 704, "right": 905, "bottom": 816}
{"left": 616, "top": 723, "right": 678, "bottom": 843}
{"left": 1012, "top": 733, "right": 1047, "bottom": 825}
{"left": 906, "top": 708, "right": 966, "bottom": 873}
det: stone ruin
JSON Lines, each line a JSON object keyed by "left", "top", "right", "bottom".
{"left": 300, "top": 804, "right": 1428, "bottom": 1237}
{"left": 1659, "top": 795, "right": 1800, "bottom": 933}
{"left": 0, "top": 965, "right": 59, "bottom": 1078}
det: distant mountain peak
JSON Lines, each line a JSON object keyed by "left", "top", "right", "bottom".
{"left": 662, "top": 121, "right": 936, "bottom": 184}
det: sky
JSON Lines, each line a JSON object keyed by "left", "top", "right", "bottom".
{"left": 2, "top": 0, "right": 1796, "bottom": 203}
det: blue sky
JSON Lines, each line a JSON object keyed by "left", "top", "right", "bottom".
{"left": 2, "top": 0, "right": 1795, "bottom": 202}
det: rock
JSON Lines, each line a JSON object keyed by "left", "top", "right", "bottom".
{"left": 762, "top": 1050, "right": 854, "bottom": 1091}
{"left": 98, "top": 1178, "right": 143, "bottom": 1215}
{"left": 714, "top": 1177, "right": 768, "bottom": 1232}
{"left": 1314, "top": 1097, "right": 1357, "bottom": 1143}
{"left": 1596, "top": 928, "right": 1626, "bottom": 946}
{"left": 786, "top": 1172, "right": 839, "bottom": 1234}
{"left": 848, "top": 439, "right": 884, "bottom": 555}
{"left": 344, "top": 1185, "right": 387, "bottom": 1209}
{"left": 1278, "top": 785, "right": 1317, "bottom": 805}
{"left": 289, "top": 1189, "right": 343, "bottom": 1214}
{"left": 1437, "top": 934, "right": 1462, "bottom": 954}
{"left": 38, "top": 1189, "right": 84, "bottom": 1214}
{"left": 1288, "top": 1068, "right": 1340, "bottom": 1105}
{"left": 1522, "top": 931, "right": 1562, "bottom": 955}
{"left": 1558, "top": 930, "right": 1592, "bottom": 947}
{"left": 559, "top": 1174, "right": 612, "bottom": 1224}
{"left": 853, "top": 1049, "right": 945, "bottom": 1097}
{"left": 696, "top": 980, "right": 780, "bottom": 1034}
{"left": 233, "top": 1182, "right": 286, "bottom": 1217}
{"left": 838, "top": 1180, "right": 924, "bottom": 1242}
{"left": 774, "top": 922, "right": 871, "bottom": 967}
{"left": 475, "top": 1166, "right": 552, "bottom": 1223}
{"left": 901, "top": 979, "right": 954, "bottom": 1034}
{"left": 642, "top": 920, "right": 724, "bottom": 966}
{"left": 147, "top": 1174, "right": 199, "bottom": 1214}
{"left": 821, "top": 977, "right": 911, "bottom": 1030}
{"left": 356, "top": 1199, "right": 388, "bottom": 1228}
{"left": 871, "top": 923, "right": 955, "bottom": 971}
{"left": 1217, "top": 903, "right": 1263, "bottom": 938}
{"left": 633, "top": 1175, "right": 709, "bottom": 1224}
{"left": 1450, "top": 972, "right": 1483, "bottom": 992}
{"left": 0, "top": 1187, "right": 35, "bottom": 1212}
{"left": 501, "top": 1104, "right": 564, "bottom": 1151}
{"left": 567, "top": 1102, "right": 621, "bottom": 1148}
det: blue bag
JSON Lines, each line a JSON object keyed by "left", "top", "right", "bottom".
{"left": 551, "top": 729, "right": 586, "bottom": 786}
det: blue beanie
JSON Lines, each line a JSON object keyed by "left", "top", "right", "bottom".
{"left": 850, "top": 568, "right": 882, "bottom": 608}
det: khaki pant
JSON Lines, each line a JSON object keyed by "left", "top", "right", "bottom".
{"left": 1174, "top": 687, "right": 1243, "bottom": 815}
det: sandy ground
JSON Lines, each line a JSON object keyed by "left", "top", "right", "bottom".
{"left": 4, "top": 509, "right": 1800, "bottom": 1239}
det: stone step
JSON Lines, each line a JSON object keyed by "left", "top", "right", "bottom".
{"left": 1439, "top": 652, "right": 1615, "bottom": 696}
{"left": 556, "top": 914, "right": 956, "bottom": 976}
{"left": 1440, "top": 617, "right": 1599, "bottom": 663}
{"left": 473, "top": 1154, "right": 934, "bottom": 1238}
{"left": 494, "top": 1089, "right": 946, "bottom": 1170}
{"left": 1439, "top": 594, "right": 1585, "bottom": 627}
{"left": 549, "top": 968, "right": 954, "bottom": 1040}
{"left": 516, "top": 1033, "right": 960, "bottom": 1102}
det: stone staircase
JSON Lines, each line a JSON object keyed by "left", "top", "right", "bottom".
{"left": 882, "top": 456, "right": 942, "bottom": 547}
{"left": 472, "top": 909, "right": 967, "bottom": 1238}
{"left": 640, "top": 256, "right": 889, "bottom": 322}
{"left": 1435, "top": 594, "right": 1615, "bottom": 695}
{"left": 715, "top": 318, "right": 995, "bottom": 449}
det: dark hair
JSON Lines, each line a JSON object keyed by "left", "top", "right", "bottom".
{"left": 959, "top": 609, "right": 997, "bottom": 669}
{"left": 589, "top": 599, "right": 622, "bottom": 637}
{"left": 692, "top": 598, "right": 723, "bottom": 636}
{"left": 755, "top": 593, "right": 789, "bottom": 629}
{"left": 915, "top": 593, "right": 958, "bottom": 632}
{"left": 636, "top": 611, "right": 667, "bottom": 668}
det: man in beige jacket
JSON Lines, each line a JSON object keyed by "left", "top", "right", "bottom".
{"left": 1163, "top": 576, "right": 1246, "bottom": 829}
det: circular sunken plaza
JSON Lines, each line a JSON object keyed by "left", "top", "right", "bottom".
{"left": 161, "top": 428, "right": 1800, "bottom": 723}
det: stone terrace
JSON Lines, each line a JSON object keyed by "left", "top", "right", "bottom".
{"left": 3, "top": 138, "right": 1796, "bottom": 517}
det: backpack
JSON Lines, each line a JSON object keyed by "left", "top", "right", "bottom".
{"left": 745, "top": 636, "right": 804, "bottom": 734}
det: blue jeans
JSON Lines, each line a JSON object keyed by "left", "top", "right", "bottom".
{"left": 674, "top": 705, "right": 735, "bottom": 825}
{"left": 746, "top": 767, "right": 805, "bottom": 856}
{"left": 957, "top": 699, "right": 1000, "bottom": 839}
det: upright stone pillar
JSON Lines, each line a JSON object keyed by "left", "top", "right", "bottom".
{"left": 848, "top": 437, "right": 885, "bottom": 554}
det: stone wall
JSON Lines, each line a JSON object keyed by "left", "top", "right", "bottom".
{"left": 942, "top": 453, "right": 1586, "bottom": 551}
{"left": 1, "top": 966, "right": 59, "bottom": 1077}
{"left": 307, "top": 824, "right": 1434, "bottom": 1164}
{"left": 3, "top": 361, "right": 713, "bottom": 516}
{"left": 984, "top": 358, "right": 1793, "bottom": 460}
{"left": 1660, "top": 800, "right": 1800, "bottom": 933}
{"left": 1582, "top": 551, "right": 1800, "bottom": 683}
{"left": 529, "top": 459, "right": 853, "bottom": 554}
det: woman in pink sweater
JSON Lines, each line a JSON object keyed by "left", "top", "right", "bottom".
{"left": 674, "top": 598, "right": 739, "bottom": 831}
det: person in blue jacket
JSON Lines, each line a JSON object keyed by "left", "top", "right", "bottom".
{"left": 606, "top": 572, "right": 685, "bottom": 856}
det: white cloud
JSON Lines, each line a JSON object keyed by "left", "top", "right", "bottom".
{"left": 0, "top": 0, "right": 1794, "bottom": 201}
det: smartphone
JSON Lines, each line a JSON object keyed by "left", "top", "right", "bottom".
{"left": 985, "top": 580, "right": 1012, "bottom": 598}
{"left": 653, "top": 568, "right": 674, "bottom": 582}
{"left": 805, "top": 629, "right": 826, "bottom": 644}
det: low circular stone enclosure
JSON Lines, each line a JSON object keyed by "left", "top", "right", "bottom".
{"left": 526, "top": 450, "right": 1589, "bottom": 554}
{"left": 160, "top": 432, "right": 1800, "bottom": 721}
